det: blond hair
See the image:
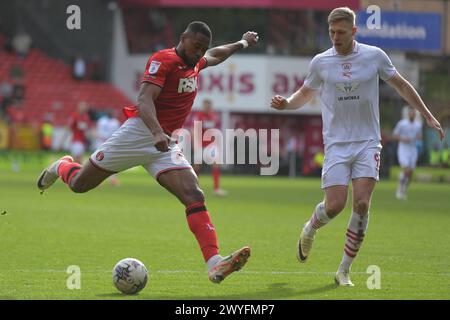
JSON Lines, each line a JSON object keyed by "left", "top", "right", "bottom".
{"left": 328, "top": 7, "right": 356, "bottom": 26}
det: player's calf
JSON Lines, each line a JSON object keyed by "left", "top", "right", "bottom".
{"left": 66, "top": 161, "right": 113, "bottom": 193}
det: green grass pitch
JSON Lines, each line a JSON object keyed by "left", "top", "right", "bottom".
{"left": 0, "top": 163, "right": 449, "bottom": 300}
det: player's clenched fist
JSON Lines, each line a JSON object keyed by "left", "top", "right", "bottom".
{"left": 270, "top": 95, "right": 288, "bottom": 110}
{"left": 242, "top": 31, "right": 259, "bottom": 46}
{"left": 153, "top": 132, "right": 170, "bottom": 152}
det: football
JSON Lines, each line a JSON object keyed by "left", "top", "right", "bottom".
{"left": 112, "top": 258, "right": 148, "bottom": 294}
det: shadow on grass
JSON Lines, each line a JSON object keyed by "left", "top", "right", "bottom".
{"left": 96, "top": 292, "right": 136, "bottom": 298}
{"left": 95, "top": 282, "right": 338, "bottom": 300}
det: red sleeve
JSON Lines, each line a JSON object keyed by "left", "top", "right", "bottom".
{"left": 141, "top": 52, "right": 172, "bottom": 87}
{"left": 198, "top": 57, "right": 207, "bottom": 71}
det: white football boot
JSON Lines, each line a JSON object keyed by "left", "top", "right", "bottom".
{"left": 334, "top": 268, "right": 355, "bottom": 287}
{"left": 37, "top": 155, "right": 73, "bottom": 192}
{"left": 297, "top": 225, "right": 315, "bottom": 263}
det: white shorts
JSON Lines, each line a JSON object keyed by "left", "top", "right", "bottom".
{"left": 321, "top": 140, "right": 382, "bottom": 189}
{"left": 90, "top": 117, "right": 192, "bottom": 179}
{"left": 71, "top": 141, "right": 86, "bottom": 158}
{"left": 397, "top": 146, "right": 418, "bottom": 169}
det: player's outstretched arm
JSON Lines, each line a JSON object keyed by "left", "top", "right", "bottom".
{"left": 204, "top": 31, "right": 259, "bottom": 67}
{"left": 387, "top": 72, "right": 445, "bottom": 141}
{"left": 137, "top": 82, "right": 170, "bottom": 152}
{"left": 270, "top": 85, "right": 315, "bottom": 111}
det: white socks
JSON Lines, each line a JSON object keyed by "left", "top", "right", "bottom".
{"left": 304, "top": 202, "right": 332, "bottom": 236}
{"left": 339, "top": 211, "right": 369, "bottom": 271}
{"left": 398, "top": 172, "right": 410, "bottom": 195}
{"left": 206, "top": 254, "right": 222, "bottom": 271}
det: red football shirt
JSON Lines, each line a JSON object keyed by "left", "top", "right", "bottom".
{"left": 193, "top": 111, "right": 220, "bottom": 147}
{"left": 69, "top": 112, "right": 90, "bottom": 144}
{"left": 124, "top": 48, "right": 207, "bottom": 136}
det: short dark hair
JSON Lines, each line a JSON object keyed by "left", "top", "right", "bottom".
{"left": 184, "top": 21, "right": 212, "bottom": 39}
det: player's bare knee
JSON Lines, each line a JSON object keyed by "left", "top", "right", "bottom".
{"left": 325, "top": 200, "right": 346, "bottom": 217}
{"left": 183, "top": 186, "right": 205, "bottom": 205}
{"left": 192, "top": 187, "right": 205, "bottom": 203}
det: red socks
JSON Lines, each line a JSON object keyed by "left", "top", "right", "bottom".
{"left": 212, "top": 167, "right": 220, "bottom": 190}
{"left": 186, "top": 202, "right": 219, "bottom": 262}
{"left": 58, "top": 161, "right": 82, "bottom": 185}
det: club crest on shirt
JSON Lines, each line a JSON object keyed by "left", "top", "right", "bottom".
{"left": 149, "top": 61, "right": 162, "bottom": 75}
{"left": 341, "top": 62, "right": 352, "bottom": 78}
{"left": 96, "top": 151, "right": 104, "bottom": 161}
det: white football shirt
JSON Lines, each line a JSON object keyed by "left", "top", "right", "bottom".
{"left": 393, "top": 119, "right": 422, "bottom": 150}
{"left": 304, "top": 41, "right": 397, "bottom": 146}
{"left": 97, "top": 116, "right": 120, "bottom": 141}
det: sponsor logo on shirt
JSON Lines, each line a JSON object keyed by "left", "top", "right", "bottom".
{"left": 336, "top": 81, "right": 360, "bottom": 93}
{"left": 149, "top": 61, "right": 162, "bottom": 75}
{"left": 336, "top": 81, "right": 360, "bottom": 101}
{"left": 178, "top": 76, "right": 198, "bottom": 93}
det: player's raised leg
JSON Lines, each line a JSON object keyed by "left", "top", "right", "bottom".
{"left": 157, "top": 168, "right": 250, "bottom": 283}
{"left": 37, "top": 156, "right": 113, "bottom": 193}
{"left": 335, "top": 177, "right": 375, "bottom": 286}
{"left": 298, "top": 185, "right": 348, "bottom": 263}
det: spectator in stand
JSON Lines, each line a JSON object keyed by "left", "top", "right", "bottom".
{"left": 11, "top": 81, "right": 26, "bottom": 105}
{"left": 72, "top": 54, "right": 86, "bottom": 80}
{"left": 8, "top": 63, "right": 26, "bottom": 105}
{"left": 89, "top": 55, "right": 104, "bottom": 81}
{"left": 0, "top": 79, "right": 13, "bottom": 119}
{"left": 12, "top": 27, "right": 32, "bottom": 58}
{"left": 10, "top": 64, "right": 24, "bottom": 80}
{"left": 41, "top": 113, "right": 54, "bottom": 151}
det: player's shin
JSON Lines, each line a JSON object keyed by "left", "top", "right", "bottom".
{"left": 185, "top": 202, "right": 219, "bottom": 263}
{"left": 338, "top": 211, "right": 369, "bottom": 272}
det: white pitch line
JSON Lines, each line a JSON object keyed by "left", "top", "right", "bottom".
{"left": 2, "top": 269, "right": 449, "bottom": 277}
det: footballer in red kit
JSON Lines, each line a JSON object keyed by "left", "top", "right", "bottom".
{"left": 192, "top": 99, "right": 227, "bottom": 196}
{"left": 37, "top": 21, "right": 259, "bottom": 284}
{"left": 124, "top": 48, "right": 207, "bottom": 135}
{"left": 69, "top": 101, "right": 91, "bottom": 164}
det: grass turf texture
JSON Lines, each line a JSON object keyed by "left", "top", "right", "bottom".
{"left": 0, "top": 164, "right": 449, "bottom": 300}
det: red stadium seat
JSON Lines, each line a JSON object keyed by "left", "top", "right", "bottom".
{"left": 0, "top": 47, "right": 132, "bottom": 126}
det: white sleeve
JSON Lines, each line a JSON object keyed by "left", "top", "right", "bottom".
{"left": 303, "top": 56, "right": 322, "bottom": 90}
{"left": 393, "top": 121, "right": 402, "bottom": 136}
{"left": 376, "top": 48, "right": 397, "bottom": 81}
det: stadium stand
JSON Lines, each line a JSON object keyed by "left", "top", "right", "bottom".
{"left": 0, "top": 47, "right": 132, "bottom": 126}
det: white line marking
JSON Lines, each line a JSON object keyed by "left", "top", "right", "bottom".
{"left": 2, "top": 269, "right": 449, "bottom": 276}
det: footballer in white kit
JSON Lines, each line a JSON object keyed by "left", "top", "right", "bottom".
{"left": 303, "top": 39, "right": 395, "bottom": 188}
{"left": 271, "top": 7, "right": 444, "bottom": 287}
{"left": 393, "top": 108, "right": 422, "bottom": 199}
